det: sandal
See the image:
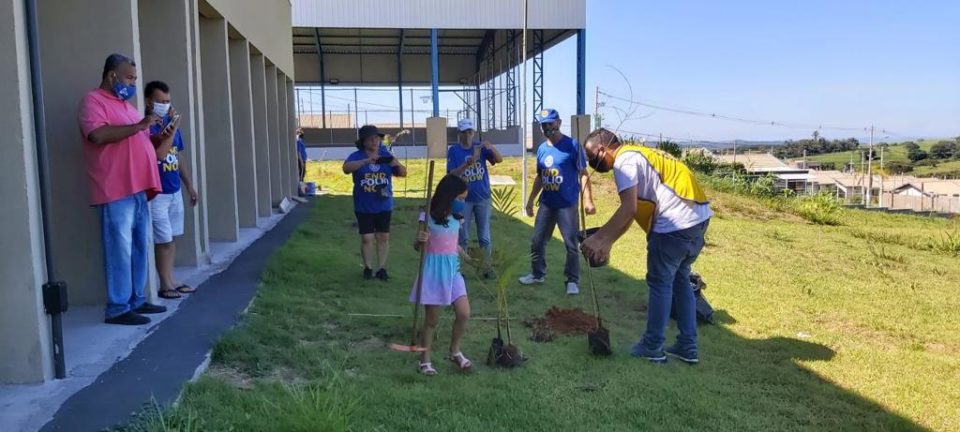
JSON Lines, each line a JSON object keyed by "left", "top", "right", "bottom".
{"left": 158, "top": 288, "right": 182, "bottom": 299}
{"left": 175, "top": 284, "right": 196, "bottom": 294}
{"left": 418, "top": 362, "right": 437, "bottom": 376}
{"left": 448, "top": 352, "right": 472, "bottom": 371}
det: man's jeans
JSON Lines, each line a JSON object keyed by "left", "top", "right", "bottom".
{"left": 458, "top": 199, "right": 492, "bottom": 257}
{"left": 98, "top": 192, "right": 150, "bottom": 319}
{"left": 639, "top": 220, "right": 710, "bottom": 352}
{"left": 530, "top": 204, "right": 580, "bottom": 283}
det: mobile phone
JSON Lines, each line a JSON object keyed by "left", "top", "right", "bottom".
{"left": 377, "top": 155, "right": 395, "bottom": 165}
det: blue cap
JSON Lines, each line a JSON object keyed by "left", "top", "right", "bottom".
{"left": 536, "top": 108, "right": 560, "bottom": 124}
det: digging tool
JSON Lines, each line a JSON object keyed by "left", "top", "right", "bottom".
{"left": 580, "top": 190, "right": 612, "bottom": 356}
{"left": 389, "top": 160, "right": 436, "bottom": 353}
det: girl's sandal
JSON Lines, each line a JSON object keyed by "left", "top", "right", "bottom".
{"left": 159, "top": 288, "right": 182, "bottom": 299}
{"left": 418, "top": 362, "right": 437, "bottom": 376}
{"left": 448, "top": 352, "right": 472, "bottom": 371}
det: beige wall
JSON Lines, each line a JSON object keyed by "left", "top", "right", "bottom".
{"left": 206, "top": 0, "right": 293, "bottom": 76}
{"left": 250, "top": 53, "right": 273, "bottom": 217}
{"left": 0, "top": 0, "right": 53, "bottom": 383}
{"left": 229, "top": 38, "right": 259, "bottom": 227}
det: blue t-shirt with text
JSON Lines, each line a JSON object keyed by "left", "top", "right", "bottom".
{"left": 346, "top": 149, "right": 395, "bottom": 214}
{"left": 446, "top": 142, "right": 497, "bottom": 202}
{"left": 297, "top": 137, "right": 307, "bottom": 161}
{"left": 536, "top": 135, "right": 586, "bottom": 209}
{"left": 149, "top": 124, "right": 184, "bottom": 194}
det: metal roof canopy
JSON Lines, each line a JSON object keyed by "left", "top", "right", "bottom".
{"left": 293, "top": 27, "right": 577, "bottom": 85}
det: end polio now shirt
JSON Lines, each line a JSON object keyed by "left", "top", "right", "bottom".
{"left": 345, "top": 149, "right": 395, "bottom": 214}
{"left": 149, "top": 123, "right": 185, "bottom": 194}
{"left": 446, "top": 142, "right": 497, "bottom": 202}
{"left": 536, "top": 135, "right": 586, "bottom": 209}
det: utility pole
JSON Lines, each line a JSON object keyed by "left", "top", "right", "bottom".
{"left": 353, "top": 88, "right": 359, "bottom": 128}
{"left": 879, "top": 142, "right": 885, "bottom": 207}
{"left": 593, "top": 85, "right": 600, "bottom": 128}
{"left": 866, "top": 125, "right": 875, "bottom": 207}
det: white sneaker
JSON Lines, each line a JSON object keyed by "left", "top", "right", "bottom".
{"left": 566, "top": 282, "right": 580, "bottom": 295}
{"left": 518, "top": 274, "right": 545, "bottom": 285}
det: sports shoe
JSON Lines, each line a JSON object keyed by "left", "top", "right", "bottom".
{"left": 630, "top": 343, "right": 667, "bottom": 364}
{"left": 133, "top": 303, "right": 167, "bottom": 314}
{"left": 104, "top": 311, "right": 151, "bottom": 326}
{"left": 665, "top": 344, "right": 699, "bottom": 364}
{"left": 376, "top": 268, "right": 389, "bottom": 281}
{"left": 363, "top": 267, "right": 373, "bottom": 280}
{"left": 565, "top": 281, "right": 580, "bottom": 295}
{"left": 518, "top": 273, "right": 545, "bottom": 285}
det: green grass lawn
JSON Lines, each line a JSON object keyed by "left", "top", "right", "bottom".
{"left": 126, "top": 158, "right": 960, "bottom": 432}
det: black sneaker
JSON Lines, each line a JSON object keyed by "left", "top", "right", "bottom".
{"left": 105, "top": 311, "right": 151, "bottom": 326}
{"left": 665, "top": 344, "right": 699, "bottom": 364}
{"left": 134, "top": 303, "right": 167, "bottom": 314}
{"left": 363, "top": 267, "right": 373, "bottom": 280}
{"left": 376, "top": 268, "right": 389, "bottom": 281}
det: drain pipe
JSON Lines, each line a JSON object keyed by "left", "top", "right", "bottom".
{"left": 24, "top": 0, "right": 68, "bottom": 379}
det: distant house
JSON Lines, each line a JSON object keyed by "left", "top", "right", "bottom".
{"left": 714, "top": 153, "right": 812, "bottom": 193}
{"left": 887, "top": 181, "right": 960, "bottom": 213}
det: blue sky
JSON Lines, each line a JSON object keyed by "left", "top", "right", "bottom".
{"left": 298, "top": 1, "right": 959, "bottom": 143}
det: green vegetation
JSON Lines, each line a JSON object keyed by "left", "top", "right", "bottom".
{"left": 123, "top": 158, "right": 960, "bottom": 432}
{"left": 798, "top": 138, "right": 960, "bottom": 178}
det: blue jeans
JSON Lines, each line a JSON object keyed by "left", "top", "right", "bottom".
{"left": 639, "top": 220, "right": 710, "bottom": 352}
{"left": 98, "top": 192, "right": 150, "bottom": 319}
{"left": 458, "top": 199, "right": 492, "bottom": 257}
{"left": 530, "top": 205, "right": 580, "bottom": 283}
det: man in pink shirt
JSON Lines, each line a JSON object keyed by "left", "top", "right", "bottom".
{"left": 78, "top": 54, "right": 179, "bottom": 325}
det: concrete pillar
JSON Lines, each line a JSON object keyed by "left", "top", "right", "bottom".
{"left": 36, "top": 0, "right": 150, "bottom": 306}
{"left": 250, "top": 53, "right": 272, "bottom": 217}
{"left": 138, "top": 0, "right": 204, "bottom": 266}
{"left": 0, "top": 0, "right": 53, "bottom": 383}
{"left": 265, "top": 64, "right": 282, "bottom": 205}
{"left": 570, "top": 114, "right": 592, "bottom": 146}
{"left": 286, "top": 79, "right": 298, "bottom": 195}
{"left": 228, "top": 38, "right": 258, "bottom": 228}
{"left": 198, "top": 16, "right": 239, "bottom": 241}
{"left": 426, "top": 117, "right": 447, "bottom": 158}
{"left": 276, "top": 71, "right": 291, "bottom": 197}
{"left": 187, "top": 0, "right": 209, "bottom": 258}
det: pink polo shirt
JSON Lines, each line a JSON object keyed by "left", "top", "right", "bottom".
{"left": 78, "top": 88, "right": 161, "bottom": 205}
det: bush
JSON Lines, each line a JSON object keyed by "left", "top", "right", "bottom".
{"left": 683, "top": 151, "right": 718, "bottom": 174}
{"left": 885, "top": 161, "right": 914, "bottom": 174}
{"left": 792, "top": 193, "right": 844, "bottom": 225}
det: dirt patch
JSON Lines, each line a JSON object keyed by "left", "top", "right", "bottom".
{"left": 207, "top": 364, "right": 254, "bottom": 390}
{"left": 525, "top": 307, "right": 599, "bottom": 340}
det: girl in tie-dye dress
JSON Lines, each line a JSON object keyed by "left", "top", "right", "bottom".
{"left": 411, "top": 175, "right": 473, "bottom": 375}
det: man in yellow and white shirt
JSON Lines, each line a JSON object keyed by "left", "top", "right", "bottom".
{"left": 580, "top": 128, "right": 712, "bottom": 365}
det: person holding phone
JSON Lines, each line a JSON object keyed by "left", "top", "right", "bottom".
{"left": 342, "top": 125, "right": 407, "bottom": 281}
{"left": 446, "top": 118, "right": 502, "bottom": 279}
{"left": 144, "top": 81, "right": 198, "bottom": 300}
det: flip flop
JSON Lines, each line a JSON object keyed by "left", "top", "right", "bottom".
{"left": 175, "top": 284, "right": 196, "bottom": 294}
{"left": 159, "top": 288, "right": 182, "bottom": 299}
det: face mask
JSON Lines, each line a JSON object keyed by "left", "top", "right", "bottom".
{"left": 452, "top": 199, "right": 466, "bottom": 214}
{"left": 541, "top": 124, "right": 558, "bottom": 138}
{"left": 152, "top": 102, "right": 171, "bottom": 118}
{"left": 589, "top": 146, "right": 616, "bottom": 173}
{"left": 111, "top": 74, "right": 136, "bottom": 101}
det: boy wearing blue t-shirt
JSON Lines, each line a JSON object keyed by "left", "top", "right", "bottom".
{"left": 447, "top": 118, "right": 503, "bottom": 278}
{"left": 519, "top": 109, "right": 595, "bottom": 295}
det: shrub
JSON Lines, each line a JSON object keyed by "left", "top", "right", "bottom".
{"left": 792, "top": 193, "right": 844, "bottom": 225}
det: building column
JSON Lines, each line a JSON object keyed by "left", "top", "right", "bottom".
{"left": 286, "top": 78, "right": 297, "bottom": 196}
{"left": 250, "top": 53, "right": 272, "bottom": 218}
{"left": 265, "top": 64, "right": 283, "bottom": 205}
{"left": 276, "top": 71, "right": 291, "bottom": 198}
{"left": 228, "top": 38, "right": 258, "bottom": 228}
{"left": 198, "top": 16, "right": 239, "bottom": 241}
{"left": 36, "top": 0, "right": 151, "bottom": 307}
{"left": 576, "top": 29, "right": 586, "bottom": 115}
{"left": 0, "top": 0, "right": 53, "bottom": 383}
{"left": 138, "top": 0, "right": 204, "bottom": 266}
{"left": 187, "top": 0, "right": 209, "bottom": 258}
{"left": 430, "top": 28, "right": 440, "bottom": 117}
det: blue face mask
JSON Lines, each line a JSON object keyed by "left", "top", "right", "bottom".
{"left": 112, "top": 74, "right": 136, "bottom": 101}
{"left": 452, "top": 199, "right": 466, "bottom": 214}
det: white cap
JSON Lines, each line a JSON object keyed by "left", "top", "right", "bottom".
{"left": 457, "top": 118, "right": 475, "bottom": 132}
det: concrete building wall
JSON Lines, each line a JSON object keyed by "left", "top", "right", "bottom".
{"left": 199, "top": 16, "right": 240, "bottom": 241}
{"left": 250, "top": 53, "right": 273, "bottom": 217}
{"left": 228, "top": 37, "right": 259, "bottom": 227}
{"left": 188, "top": 0, "right": 211, "bottom": 259}
{"left": 286, "top": 79, "right": 298, "bottom": 195}
{"left": 206, "top": 0, "right": 293, "bottom": 75}
{"left": 138, "top": 0, "right": 205, "bottom": 266}
{"left": 265, "top": 65, "right": 283, "bottom": 205}
{"left": 35, "top": 0, "right": 152, "bottom": 307}
{"left": 277, "top": 72, "right": 292, "bottom": 197}
{"left": 0, "top": 0, "right": 53, "bottom": 384}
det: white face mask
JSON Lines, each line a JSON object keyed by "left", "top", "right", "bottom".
{"left": 152, "top": 102, "right": 171, "bottom": 118}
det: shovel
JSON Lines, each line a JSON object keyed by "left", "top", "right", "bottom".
{"left": 388, "top": 160, "right": 435, "bottom": 353}
{"left": 579, "top": 189, "right": 612, "bottom": 356}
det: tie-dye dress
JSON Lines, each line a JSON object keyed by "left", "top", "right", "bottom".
{"left": 409, "top": 215, "right": 468, "bottom": 306}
